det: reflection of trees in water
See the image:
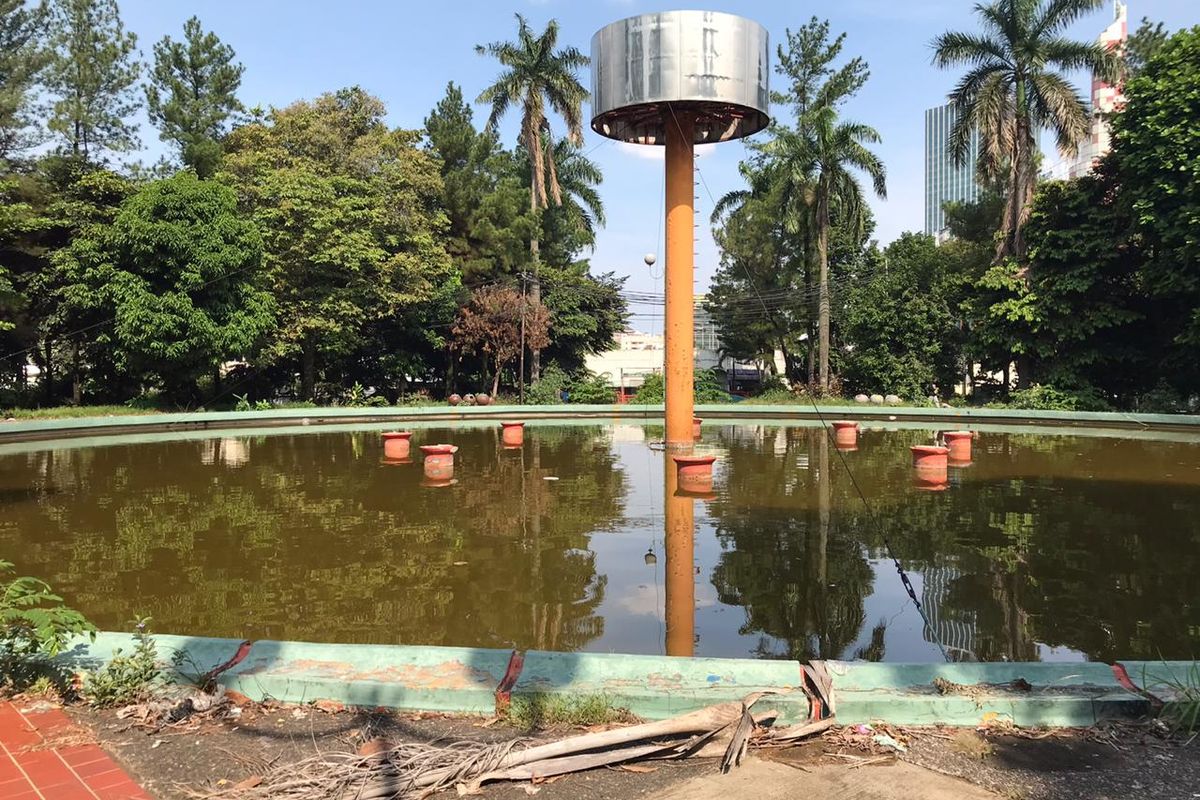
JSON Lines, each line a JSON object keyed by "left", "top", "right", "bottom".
{"left": 706, "top": 425, "right": 1200, "bottom": 662}
{"left": 865, "top": 431, "right": 1200, "bottom": 661}
{"left": 708, "top": 427, "right": 874, "bottom": 661}
{"left": 0, "top": 426, "right": 625, "bottom": 649}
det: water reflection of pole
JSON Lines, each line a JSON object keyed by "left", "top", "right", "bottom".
{"left": 664, "top": 446, "right": 695, "bottom": 657}
{"left": 818, "top": 430, "right": 830, "bottom": 588}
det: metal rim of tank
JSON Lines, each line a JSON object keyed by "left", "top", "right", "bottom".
{"left": 590, "top": 10, "right": 770, "bottom": 146}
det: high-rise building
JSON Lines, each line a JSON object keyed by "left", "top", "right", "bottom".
{"left": 1046, "top": 0, "right": 1128, "bottom": 180}
{"left": 924, "top": 102, "right": 981, "bottom": 236}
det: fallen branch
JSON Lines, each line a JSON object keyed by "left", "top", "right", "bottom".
{"left": 194, "top": 692, "right": 831, "bottom": 799}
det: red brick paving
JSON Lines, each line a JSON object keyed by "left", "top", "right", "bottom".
{"left": 0, "top": 701, "right": 152, "bottom": 799}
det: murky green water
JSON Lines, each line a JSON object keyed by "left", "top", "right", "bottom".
{"left": 2, "top": 422, "right": 1198, "bottom": 662}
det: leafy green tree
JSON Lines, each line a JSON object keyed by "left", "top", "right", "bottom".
{"left": 44, "top": 0, "right": 141, "bottom": 160}
{"left": 840, "top": 233, "right": 963, "bottom": 399}
{"left": 1112, "top": 25, "right": 1200, "bottom": 391}
{"left": 51, "top": 173, "right": 273, "bottom": 402}
{"left": 223, "top": 88, "right": 455, "bottom": 400}
{"left": 146, "top": 16, "right": 244, "bottom": 178}
{"left": 423, "top": 82, "right": 532, "bottom": 283}
{"left": 709, "top": 176, "right": 810, "bottom": 382}
{"left": 712, "top": 18, "right": 883, "bottom": 394}
{"left": 1, "top": 157, "right": 133, "bottom": 403}
{"left": 932, "top": 0, "right": 1119, "bottom": 261}
{"left": 0, "top": 0, "right": 49, "bottom": 163}
{"left": 1021, "top": 171, "right": 1144, "bottom": 397}
{"left": 1123, "top": 17, "right": 1170, "bottom": 78}
{"left": 539, "top": 262, "right": 625, "bottom": 373}
{"left": 476, "top": 14, "right": 588, "bottom": 382}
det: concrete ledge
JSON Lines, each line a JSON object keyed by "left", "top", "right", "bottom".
{"left": 515, "top": 651, "right": 809, "bottom": 721}
{"left": 4, "top": 403, "right": 1198, "bottom": 445}
{"left": 824, "top": 661, "right": 1148, "bottom": 727}
{"left": 57, "top": 634, "right": 1163, "bottom": 728}
{"left": 64, "top": 633, "right": 511, "bottom": 715}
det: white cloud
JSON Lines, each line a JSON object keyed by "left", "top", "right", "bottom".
{"left": 614, "top": 141, "right": 717, "bottom": 161}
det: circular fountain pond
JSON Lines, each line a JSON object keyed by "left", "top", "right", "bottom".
{"left": 2, "top": 419, "right": 1198, "bottom": 663}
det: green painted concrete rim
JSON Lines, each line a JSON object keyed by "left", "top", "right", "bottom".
{"left": 3, "top": 403, "right": 1198, "bottom": 446}
{"left": 59, "top": 632, "right": 1164, "bottom": 727}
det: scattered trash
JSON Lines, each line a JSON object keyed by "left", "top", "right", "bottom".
{"left": 542, "top": 476, "right": 559, "bottom": 481}
{"left": 872, "top": 733, "right": 907, "bottom": 752}
{"left": 116, "top": 686, "right": 232, "bottom": 732}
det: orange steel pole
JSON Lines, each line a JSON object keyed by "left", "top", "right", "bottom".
{"left": 664, "top": 109, "right": 695, "bottom": 450}
{"left": 664, "top": 449, "right": 695, "bottom": 657}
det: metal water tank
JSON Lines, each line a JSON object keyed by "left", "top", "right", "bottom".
{"left": 590, "top": 10, "right": 770, "bottom": 145}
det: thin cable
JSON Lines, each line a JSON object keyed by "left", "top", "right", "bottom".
{"left": 684, "top": 128, "right": 952, "bottom": 662}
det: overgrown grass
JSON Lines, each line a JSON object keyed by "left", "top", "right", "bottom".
{"left": 2, "top": 404, "right": 164, "bottom": 420}
{"left": 504, "top": 692, "right": 634, "bottom": 730}
{"left": 1145, "top": 661, "right": 1200, "bottom": 735}
{"left": 736, "top": 393, "right": 865, "bottom": 407}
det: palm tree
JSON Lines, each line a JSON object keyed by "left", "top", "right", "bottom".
{"left": 521, "top": 138, "right": 605, "bottom": 260}
{"left": 933, "top": 0, "right": 1119, "bottom": 262}
{"left": 476, "top": 14, "right": 588, "bottom": 382}
{"left": 806, "top": 109, "right": 886, "bottom": 393}
{"left": 736, "top": 115, "right": 886, "bottom": 394}
{"left": 546, "top": 139, "right": 605, "bottom": 243}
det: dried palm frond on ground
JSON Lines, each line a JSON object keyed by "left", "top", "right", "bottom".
{"left": 117, "top": 686, "right": 233, "bottom": 732}
{"left": 189, "top": 693, "right": 829, "bottom": 800}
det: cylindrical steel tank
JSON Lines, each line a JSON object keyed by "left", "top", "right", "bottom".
{"left": 590, "top": 10, "right": 769, "bottom": 145}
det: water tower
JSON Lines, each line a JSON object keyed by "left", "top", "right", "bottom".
{"left": 591, "top": 10, "right": 769, "bottom": 448}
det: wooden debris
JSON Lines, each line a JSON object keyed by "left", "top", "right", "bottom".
{"left": 187, "top": 692, "right": 833, "bottom": 799}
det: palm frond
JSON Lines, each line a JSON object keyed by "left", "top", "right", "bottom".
{"left": 930, "top": 30, "right": 1011, "bottom": 68}
{"left": 970, "top": 72, "right": 1015, "bottom": 179}
{"left": 977, "top": 0, "right": 1019, "bottom": 44}
{"left": 1028, "top": 71, "right": 1090, "bottom": 156}
{"left": 947, "top": 63, "right": 1011, "bottom": 166}
{"left": 1041, "top": 37, "right": 1120, "bottom": 82}
{"left": 1035, "top": 0, "right": 1105, "bottom": 38}
{"left": 711, "top": 189, "right": 751, "bottom": 224}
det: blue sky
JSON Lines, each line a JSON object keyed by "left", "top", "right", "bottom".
{"left": 118, "top": 0, "right": 1197, "bottom": 329}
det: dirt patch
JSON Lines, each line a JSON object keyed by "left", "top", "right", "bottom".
{"left": 67, "top": 702, "right": 709, "bottom": 800}
{"left": 902, "top": 725, "right": 1200, "bottom": 800}
{"left": 64, "top": 703, "right": 1200, "bottom": 800}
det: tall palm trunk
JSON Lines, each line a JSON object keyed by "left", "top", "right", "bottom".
{"left": 816, "top": 184, "right": 832, "bottom": 394}
{"left": 529, "top": 172, "right": 541, "bottom": 383}
{"left": 997, "top": 85, "right": 1036, "bottom": 263}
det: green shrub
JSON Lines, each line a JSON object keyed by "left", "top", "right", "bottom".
{"left": 631, "top": 370, "right": 728, "bottom": 404}
{"left": 1135, "top": 381, "right": 1188, "bottom": 414}
{"left": 233, "top": 394, "right": 272, "bottom": 412}
{"left": 341, "top": 382, "right": 389, "bottom": 407}
{"left": 526, "top": 364, "right": 569, "bottom": 405}
{"left": 526, "top": 365, "right": 615, "bottom": 405}
{"left": 744, "top": 386, "right": 795, "bottom": 404}
{"left": 567, "top": 371, "right": 616, "bottom": 404}
{"left": 395, "top": 391, "right": 436, "bottom": 407}
{"left": 1, "top": 561, "right": 95, "bottom": 689}
{"left": 83, "top": 616, "right": 163, "bottom": 708}
{"left": 1006, "top": 384, "right": 1112, "bottom": 412}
